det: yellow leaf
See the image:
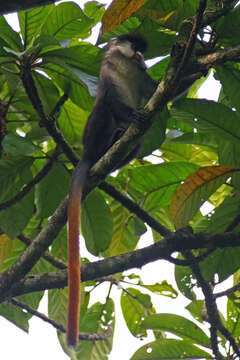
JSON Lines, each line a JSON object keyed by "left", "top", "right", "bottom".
{"left": 0, "top": 234, "right": 15, "bottom": 269}
{"left": 101, "top": 0, "right": 147, "bottom": 35}
{"left": 169, "top": 165, "right": 237, "bottom": 229}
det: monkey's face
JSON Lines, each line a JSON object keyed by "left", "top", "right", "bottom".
{"left": 109, "top": 38, "right": 146, "bottom": 70}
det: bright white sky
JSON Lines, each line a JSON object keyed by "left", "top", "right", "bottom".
{"left": 1, "top": 1, "right": 225, "bottom": 360}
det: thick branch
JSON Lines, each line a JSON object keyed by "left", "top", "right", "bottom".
{"left": 0, "top": 0, "right": 57, "bottom": 15}
{"left": 198, "top": 45, "right": 240, "bottom": 66}
{"left": 3, "top": 230, "right": 240, "bottom": 300}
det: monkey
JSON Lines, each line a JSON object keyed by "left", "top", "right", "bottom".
{"left": 67, "top": 33, "right": 158, "bottom": 348}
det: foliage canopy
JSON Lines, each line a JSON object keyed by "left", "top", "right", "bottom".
{"left": 1, "top": 0, "right": 240, "bottom": 359}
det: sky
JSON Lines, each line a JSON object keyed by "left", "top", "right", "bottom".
{"left": 1, "top": 1, "right": 224, "bottom": 359}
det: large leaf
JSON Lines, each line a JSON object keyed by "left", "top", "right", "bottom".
{"left": 82, "top": 189, "right": 113, "bottom": 256}
{"left": 18, "top": 5, "right": 53, "bottom": 46}
{"left": 42, "top": 44, "right": 102, "bottom": 76}
{"left": 32, "top": 71, "right": 60, "bottom": 114}
{"left": 142, "top": 313, "right": 210, "bottom": 347}
{"left": 42, "top": 58, "right": 94, "bottom": 110}
{"left": 227, "top": 299, "right": 240, "bottom": 337}
{"left": 169, "top": 165, "right": 237, "bottom": 229}
{"left": 0, "top": 190, "right": 34, "bottom": 238}
{"left": 121, "top": 287, "right": 150, "bottom": 337}
{"left": 173, "top": 98, "right": 240, "bottom": 143}
{"left": 139, "top": 107, "right": 169, "bottom": 157}
{"left": 215, "top": 65, "right": 240, "bottom": 113}
{"left": 0, "top": 157, "right": 33, "bottom": 203}
{"left": 161, "top": 141, "right": 218, "bottom": 167}
{"left": 105, "top": 199, "right": 139, "bottom": 256}
{"left": 0, "top": 235, "right": 18, "bottom": 270}
{"left": 61, "top": 300, "right": 115, "bottom": 360}
{"left": 57, "top": 98, "right": 89, "bottom": 144}
{"left": 0, "top": 302, "right": 29, "bottom": 333}
{"left": 215, "top": 6, "right": 240, "bottom": 47}
{"left": 200, "top": 247, "right": 240, "bottom": 283}
{"left": 0, "top": 16, "right": 22, "bottom": 51}
{"left": 138, "top": 0, "right": 199, "bottom": 31}
{"left": 2, "top": 134, "right": 41, "bottom": 156}
{"left": 131, "top": 339, "right": 211, "bottom": 360}
{"left": 41, "top": 2, "right": 94, "bottom": 40}
{"left": 128, "top": 162, "right": 199, "bottom": 214}
{"left": 101, "top": 0, "right": 147, "bottom": 34}
{"left": 35, "top": 163, "right": 70, "bottom": 219}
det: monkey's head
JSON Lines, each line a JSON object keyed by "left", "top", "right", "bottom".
{"left": 106, "top": 33, "right": 148, "bottom": 69}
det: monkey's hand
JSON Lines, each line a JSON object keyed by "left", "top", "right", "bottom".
{"left": 131, "top": 109, "right": 149, "bottom": 124}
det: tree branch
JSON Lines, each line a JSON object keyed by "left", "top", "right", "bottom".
{"left": 99, "top": 182, "right": 172, "bottom": 238}
{"left": 11, "top": 298, "right": 112, "bottom": 341}
{"left": 0, "top": 0, "right": 57, "bottom": 15}
{"left": 3, "top": 230, "right": 240, "bottom": 300}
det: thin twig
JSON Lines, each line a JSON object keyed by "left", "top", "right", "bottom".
{"left": 183, "top": 250, "right": 223, "bottom": 360}
{"left": 214, "top": 282, "right": 240, "bottom": 299}
{"left": 99, "top": 182, "right": 172, "bottom": 237}
{"left": 0, "top": 156, "right": 56, "bottom": 211}
{"left": 17, "top": 234, "right": 67, "bottom": 270}
{"left": 11, "top": 298, "right": 112, "bottom": 341}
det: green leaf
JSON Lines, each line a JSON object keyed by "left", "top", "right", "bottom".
{"left": 173, "top": 98, "right": 240, "bottom": 143}
{"left": 141, "top": 281, "right": 178, "bottom": 298}
{"left": 82, "top": 189, "right": 113, "bottom": 256}
{"left": 0, "top": 16, "right": 22, "bottom": 51}
{"left": 105, "top": 199, "right": 139, "bottom": 256}
{"left": 42, "top": 59, "right": 94, "bottom": 110}
{"left": 206, "top": 197, "right": 240, "bottom": 233}
{"left": 200, "top": 247, "right": 240, "bottom": 283}
{"left": 175, "top": 263, "right": 196, "bottom": 300}
{"left": 215, "top": 65, "right": 240, "bottom": 113}
{"left": 0, "top": 302, "right": 29, "bottom": 332}
{"left": 140, "top": 107, "right": 168, "bottom": 157}
{"left": 186, "top": 300, "right": 205, "bottom": 324}
{"left": 131, "top": 339, "right": 212, "bottom": 360}
{"left": 62, "top": 300, "right": 115, "bottom": 359}
{"left": 227, "top": 299, "right": 240, "bottom": 337}
{"left": 42, "top": 44, "right": 102, "bottom": 76}
{"left": 57, "top": 99, "right": 89, "bottom": 144}
{"left": 161, "top": 140, "right": 218, "bottom": 166}
{"left": 0, "top": 190, "right": 34, "bottom": 238}
{"left": 48, "top": 287, "right": 68, "bottom": 325}
{"left": 142, "top": 313, "right": 210, "bottom": 347}
{"left": 18, "top": 5, "right": 53, "bottom": 47}
{"left": 121, "top": 288, "right": 149, "bottom": 338}
{"left": 84, "top": 1, "right": 105, "bottom": 25}
{"left": 2, "top": 133, "right": 41, "bottom": 156}
{"left": 32, "top": 71, "right": 60, "bottom": 114}
{"left": 36, "top": 163, "right": 70, "bottom": 219}
{"left": 215, "top": 6, "right": 240, "bottom": 47}
{"left": 42, "top": 2, "right": 94, "bottom": 40}
{"left": 128, "top": 162, "right": 199, "bottom": 214}
{"left": 218, "top": 140, "right": 240, "bottom": 189}
{"left": 134, "top": 217, "right": 147, "bottom": 236}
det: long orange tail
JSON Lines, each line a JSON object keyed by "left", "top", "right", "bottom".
{"left": 67, "top": 160, "right": 90, "bottom": 348}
